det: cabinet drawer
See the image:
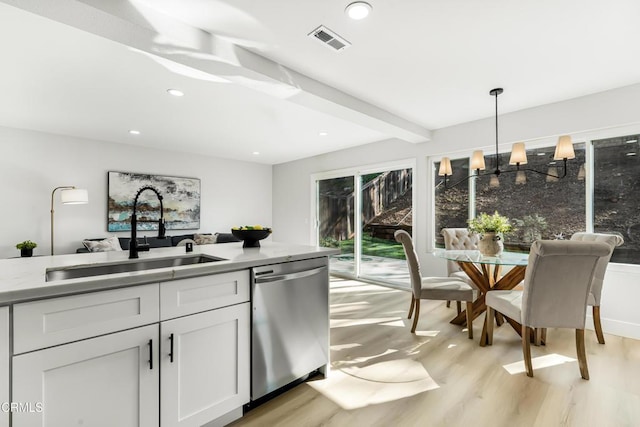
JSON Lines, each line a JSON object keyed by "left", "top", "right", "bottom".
{"left": 160, "top": 270, "right": 249, "bottom": 320}
{"left": 14, "top": 284, "right": 160, "bottom": 354}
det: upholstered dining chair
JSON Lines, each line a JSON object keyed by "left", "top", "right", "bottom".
{"left": 441, "top": 228, "right": 479, "bottom": 312}
{"left": 483, "top": 240, "right": 610, "bottom": 379}
{"left": 569, "top": 232, "right": 624, "bottom": 344}
{"left": 394, "top": 230, "right": 476, "bottom": 337}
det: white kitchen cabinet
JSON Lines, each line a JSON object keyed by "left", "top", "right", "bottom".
{"left": 12, "top": 324, "right": 159, "bottom": 427}
{"left": 0, "top": 307, "right": 8, "bottom": 427}
{"left": 160, "top": 302, "right": 250, "bottom": 427}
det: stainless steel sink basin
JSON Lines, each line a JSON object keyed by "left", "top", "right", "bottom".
{"left": 45, "top": 255, "right": 224, "bottom": 281}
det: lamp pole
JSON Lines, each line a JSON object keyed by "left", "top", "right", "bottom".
{"left": 50, "top": 186, "right": 77, "bottom": 255}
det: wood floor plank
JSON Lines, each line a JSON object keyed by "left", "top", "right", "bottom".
{"left": 231, "top": 278, "right": 640, "bottom": 427}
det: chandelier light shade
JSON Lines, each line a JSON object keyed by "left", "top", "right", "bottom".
{"left": 554, "top": 135, "right": 576, "bottom": 160}
{"left": 438, "top": 88, "right": 577, "bottom": 188}
{"left": 470, "top": 150, "right": 486, "bottom": 170}
{"left": 438, "top": 157, "right": 453, "bottom": 176}
{"left": 509, "top": 142, "right": 528, "bottom": 165}
{"left": 51, "top": 186, "right": 89, "bottom": 255}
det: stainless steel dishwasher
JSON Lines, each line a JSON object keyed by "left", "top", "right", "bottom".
{"left": 251, "top": 257, "right": 329, "bottom": 402}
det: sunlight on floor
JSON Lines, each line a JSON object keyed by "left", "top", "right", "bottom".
{"left": 330, "top": 343, "right": 362, "bottom": 351}
{"left": 331, "top": 317, "right": 404, "bottom": 328}
{"left": 308, "top": 360, "right": 439, "bottom": 410}
{"left": 503, "top": 353, "right": 577, "bottom": 375}
{"left": 414, "top": 330, "right": 440, "bottom": 337}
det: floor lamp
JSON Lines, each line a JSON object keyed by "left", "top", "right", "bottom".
{"left": 51, "top": 186, "right": 89, "bottom": 255}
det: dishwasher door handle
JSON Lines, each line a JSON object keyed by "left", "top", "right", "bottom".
{"left": 254, "top": 266, "right": 327, "bottom": 284}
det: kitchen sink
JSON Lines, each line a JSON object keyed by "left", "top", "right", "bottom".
{"left": 45, "top": 255, "right": 225, "bottom": 281}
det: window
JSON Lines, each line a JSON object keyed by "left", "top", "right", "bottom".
{"left": 434, "top": 157, "right": 470, "bottom": 248}
{"left": 434, "top": 132, "right": 640, "bottom": 264}
{"left": 475, "top": 145, "right": 586, "bottom": 250}
{"left": 593, "top": 134, "right": 640, "bottom": 263}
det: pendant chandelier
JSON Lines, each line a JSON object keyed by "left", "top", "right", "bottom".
{"left": 438, "top": 88, "right": 576, "bottom": 188}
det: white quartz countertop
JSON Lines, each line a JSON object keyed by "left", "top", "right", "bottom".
{"left": 0, "top": 242, "right": 339, "bottom": 304}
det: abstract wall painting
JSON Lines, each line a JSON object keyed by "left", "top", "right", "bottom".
{"left": 108, "top": 171, "right": 201, "bottom": 231}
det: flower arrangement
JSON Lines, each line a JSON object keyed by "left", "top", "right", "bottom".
{"left": 467, "top": 211, "right": 513, "bottom": 234}
{"left": 16, "top": 240, "right": 38, "bottom": 250}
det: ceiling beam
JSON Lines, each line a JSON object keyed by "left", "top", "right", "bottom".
{"left": 3, "top": 0, "right": 431, "bottom": 143}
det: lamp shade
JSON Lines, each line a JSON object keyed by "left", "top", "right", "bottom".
{"left": 60, "top": 188, "right": 88, "bottom": 204}
{"left": 554, "top": 135, "right": 576, "bottom": 160}
{"left": 509, "top": 142, "right": 528, "bottom": 165}
{"left": 515, "top": 170, "right": 527, "bottom": 185}
{"left": 438, "top": 157, "right": 453, "bottom": 176}
{"left": 546, "top": 166, "right": 559, "bottom": 182}
{"left": 470, "top": 150, "right": 486, "bottom": 170}
{"left": 489, "top": 175, "right": 500, "bottom": 188}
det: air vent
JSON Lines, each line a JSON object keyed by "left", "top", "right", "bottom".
{"left": 308, "top": 25, "right": 351, "bottom": 51}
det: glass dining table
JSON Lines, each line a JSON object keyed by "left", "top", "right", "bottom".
{"left": 434, "top": 249, "right": 530, "bottom": 345}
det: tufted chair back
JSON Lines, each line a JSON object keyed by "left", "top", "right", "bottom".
{"left": 569, "top": 232, "right": 624, "bottom": 306}
{"left": 522, "top": 240, "right": 610, "bottom": 328}
{"left": 441, "top": 228, "right": 479, "bottom": 276}
{"left": 394, "top": 230, "right": 422, "bottom": 297}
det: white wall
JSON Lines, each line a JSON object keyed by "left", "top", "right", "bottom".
{"left": 0, "top": 126, "right": 272, "bottom": 258}
{"left": 272, "top": 83, "right": 640, "bottom": 340}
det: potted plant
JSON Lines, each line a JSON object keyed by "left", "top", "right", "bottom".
{"left": 468, "top": 212, "right": 513, "bottom": 256}
{"left": 16, "top": 240, "right": 37, "bottom": 257}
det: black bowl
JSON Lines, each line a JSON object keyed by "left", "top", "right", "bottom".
{"left": 231, "top": 229, "right": 272, "bottom": 248}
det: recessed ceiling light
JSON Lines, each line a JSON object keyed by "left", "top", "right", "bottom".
{"left": 252, "top": 151, "right": 260, "bottom": 155}
{"left": 167, "top": 88, "right": 184, "bottom": 97}
{"left": 319, "top": 131, "right": 328, "bottom": 136}
{"left": 626, "top": 152, "right": 636, "bottom": 156}
{"left": 548, "top": 161, "right": 557, "bottom": 165}
{"left": 625, "top": 139, "right": 637, "bottom": 144}
{"left": 536, "top": 152, "right": 546, "bottom": 156}
{"left": 129, "top": 130, "right": 140, "bottom": 135}
{"left": 345, "top": 2, "right": 372, "bottom": 20}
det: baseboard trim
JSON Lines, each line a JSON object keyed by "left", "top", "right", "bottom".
{"left": 586, "top": 315, "right": 640, "bottom": 340}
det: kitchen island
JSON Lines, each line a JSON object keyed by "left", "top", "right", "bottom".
{"left": 0, "top": 242, "right": 338, "bottom": 427}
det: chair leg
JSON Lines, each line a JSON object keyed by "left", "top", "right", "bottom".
{"left": 522, "top": 325, "right": 534, "bottom": 377}
{"left": 410, "top": 299, "right": 420, "bottom": 333}
{"left": 446, "top": 300, "right": 451, "bottom": 308}
{"left": 465, "top": 301, "right": 473, "bottom": 339}
{"left": 593, "top": 306, "right": 605, "bottom": 344}
{"left": 408, "top": 295, "right": 415, "bottom": 319}
{"left": 534, "top": 328, "right": 541, "bottom": 346}
{"left": 576, "top": 329, "right": 590, "bottom": 380}
{"left": 456, "top": 301, "right": 462, "bottom": 315}
{"left": 540, "top": 328, "right": 547, "bottom": 345}
{"left": 485, "top": 307, "right": 494, "bottom": 346}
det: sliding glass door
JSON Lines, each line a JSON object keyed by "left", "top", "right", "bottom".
{"left": 317, "top": 176, "right": 355, "bottom": 276}
{"left": 316, "top": 163, "right": 413, "bottom": 287}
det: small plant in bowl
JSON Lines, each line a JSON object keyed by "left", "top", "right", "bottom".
{"left": 16, "top": 240, "right": 38, "bottom": 257}
{"left": 468, "top": 212, "right": 512, "bottom": 256}
{"left": 467, "top": 211, "right": 513, "bottom": 235}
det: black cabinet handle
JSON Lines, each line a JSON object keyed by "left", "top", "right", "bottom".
{"left": 169, "top": 333, "right": 174, "bottom": 363}
{"left": 148, "top": 339, "right": 153, "bottom": 370}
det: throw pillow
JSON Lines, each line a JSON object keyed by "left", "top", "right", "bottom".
{"left": 83, "top": 236, "right": 123, "bottom": 252}
{"left": 193, "top": 233, "right": 216, "bottom": 245}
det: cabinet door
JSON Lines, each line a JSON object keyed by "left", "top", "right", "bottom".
{"left": 12, "top": 325, "right": 159, "bottom": 427}
{"left": 0, "top": 307, "right": 8, "bottom": 427}
{"left": 161, "top": 303, "right": 249, "bottom": 427}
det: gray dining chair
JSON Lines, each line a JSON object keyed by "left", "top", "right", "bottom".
{"left": 569, "top": 232, "right": 624, "bottom": 344}
{"left": 483, "top": 240, "right": 610, "bottom": 379}
{"left": 394, "top": 230, "right": 476, "bottom": 337}
{"left": 441, "top": 228, "right": 479, "bottom": 313}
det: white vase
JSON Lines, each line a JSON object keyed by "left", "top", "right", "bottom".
{"left": 478, "top": 232, "right": 503, "bottom": 256}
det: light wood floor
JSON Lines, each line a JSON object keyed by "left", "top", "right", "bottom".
{"left": 231, "top": 277, "right": 640, "bottom": 427}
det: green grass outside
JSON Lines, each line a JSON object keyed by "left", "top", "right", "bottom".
{"left": 337, "top": 234, "right": 406, "bottom": 259}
